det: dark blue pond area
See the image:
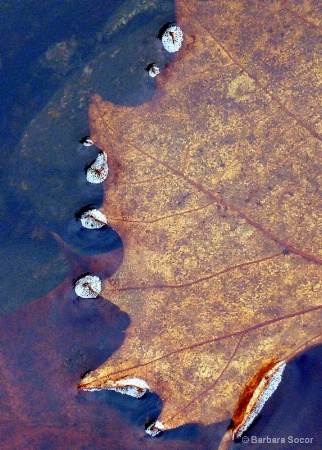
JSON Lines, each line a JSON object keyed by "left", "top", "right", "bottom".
{"left": 0, "top": 0, "right": 175, "bottom": 314}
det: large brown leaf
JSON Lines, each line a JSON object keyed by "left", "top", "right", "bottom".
{"left": 79, "top": 0, "right": 322, "bottom": 431}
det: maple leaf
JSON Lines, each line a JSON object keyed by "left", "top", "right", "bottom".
{"left": 79, "top": 0, "right": 322, "bottom": 433}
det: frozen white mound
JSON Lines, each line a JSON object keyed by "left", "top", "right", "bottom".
{"left": 86, "top": 152, "right": 108, "bottom": 184}
{"left": 74, "top": 275, "right": 102, "bottom": 299}
{"left": 80, "top": 209, "right": 108, "bottom": 229}
{"left": 161, "top": 25, "right": 183, "bottom": 53}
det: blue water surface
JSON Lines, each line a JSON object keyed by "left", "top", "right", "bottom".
{"left": 0, "top": 0, "right": 174, "bottom": 314}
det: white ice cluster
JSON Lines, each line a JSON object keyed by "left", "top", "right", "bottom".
{"left": 161, "top": 25, "right": 183, "bottom": 53}
{"left": 86, "top": 152, "right": 108, "bottom": 184}
{"left": 74, "top": 275, "right": 102, "bottom": 299}
{"left": 82, "top": 377, "right": 150, "bottom": 398}
{"left": 80, "top": 209, "right": 108, "bottom": 229}
{"left": 107, "top": 378, "right": 150, "bottom": 398}
{"left": 148, "top": 64, "right": 160, "bottom": 77}
{"left": 145, "top": 420, "right": 165, "bottom": 437}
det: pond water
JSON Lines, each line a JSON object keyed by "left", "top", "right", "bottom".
{"left": 0, "top": 0, "right": 321, "bottom": 448}
{"left": 0, "top": 0, "right": 174, "bottom": 314}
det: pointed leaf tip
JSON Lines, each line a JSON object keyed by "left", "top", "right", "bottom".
{"left": 230, "top": 360, "right": 286, "bottom": 439}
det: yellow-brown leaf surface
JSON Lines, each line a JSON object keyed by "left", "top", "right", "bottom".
{"left": 79, "top": 0, "right": 322, "bottom": 430}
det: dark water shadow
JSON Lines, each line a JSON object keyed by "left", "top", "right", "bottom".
{"left": 0, "top": 0, "right": 121, "bottom": 150}
{"left": 0, "top": 279, "right": 132, "bottom": 448}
